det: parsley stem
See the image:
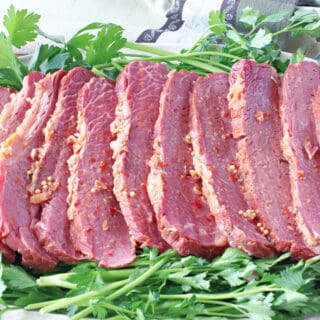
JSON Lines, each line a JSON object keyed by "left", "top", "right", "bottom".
{"left": 26, "top": 279, "right": 127, "bottom": 312}
{"left": 101, "top": 252, "right": 174, "bottom": 303}
{"left": 111, "top": 60, "right": 124, "bottom": 72}
{"left": 139, "top": 284, "right": 281, "bottom": 301}
{"left": 36, "top": 272, "right": 77, "bottom": 289}
{"left": 140, "top": 51, "right": 241, "bottom": 61}
{"left": 71, "top": 306, "right": 93, "bottom": 320}
{"left": 125, "top": 41, "right": 174, "bottom": 56}
{"left": 29, "top": 253, "right": 173, "bottom": 314}
{"left": 125, "top": 41, "right": 231, "bottom": 73}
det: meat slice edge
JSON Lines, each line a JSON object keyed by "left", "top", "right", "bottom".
{"left": 0, "top": 70, "right": 66, "bottom": 270}
{"left": 0, "top": 86, "right": 15, "bottom": 114}
{"left": 281, "top": 61, "right": 320, "bottom": 254}
{"left": 0, "top": 72, "right": 44, "bottom": 142}
{"left": 68, "top": 77, "right": 135, "bottom": 267}
{"left": 229, "top": 59, "right": 314, "bottom": 259}
{"left": 110, "top": 61, "right": 169, "bottom": 250}
{"left": 147, "top": 70, "right": 228, "bottom": 259}
{"left": 29, "top": 67, "right": 94, "bottom": 263}
{"left": 190, "top": 73, "right": 275, "bottom": 258}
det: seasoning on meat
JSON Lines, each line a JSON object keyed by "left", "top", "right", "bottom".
{"left": 30, "top": 67, "right": 94, "bottom": 263}
{"left": 67, "top": 76, "right": 135, "bottom": 267}
{"left": 110, "top": 61, "right": 169, "bottom": 250}
{"left": 281, "top": 61, "right": 320, "bottom": 254}
{"left": 148, "top": 70, "right": 228, "bottom": 259}
{"left": 229, "top": 59, "right": 314, "bottom": 259}
{"left": 0, "top": 70, "right": 66, "bottom": 270}
{"left": 190, "top": 73, "right": 275, "bottom": 258}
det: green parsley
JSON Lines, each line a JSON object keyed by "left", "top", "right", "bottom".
{"left": 0, "top": 248, "right": 319, "bottom": 319}
{"left": 1, "top": 5, "right": 319, "bottom": 89}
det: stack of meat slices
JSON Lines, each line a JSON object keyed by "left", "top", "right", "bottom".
{"left": 0, "top": 59, "right": 319, "bottom": 270}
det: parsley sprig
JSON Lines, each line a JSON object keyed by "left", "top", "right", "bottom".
{"left": 0, "top": 248, "right": 319, "bottom": 319}
{"left": 0, "top": 5, "right": 319, "bottom": 90}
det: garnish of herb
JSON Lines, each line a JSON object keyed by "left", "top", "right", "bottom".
{"left": 0, "top": 5, "right": 319, "bottom": 89}
{"left": 0, "top": 248, "right": 319, "bottom": 319}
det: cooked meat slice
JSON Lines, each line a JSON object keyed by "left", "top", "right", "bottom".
{"left": 147, "top": 70, "right": 228, "bottom": 258}
{"left": 67, "top": 77, "right": 135, "bottom": 267}
{"left": 229, "top": 59, "right": 314, "bottom": 259}
{"left": 29, "top": 67, "right": 93, "bottom": 263}
{"left": 0, "top": 70, "right": 66, "bottom": 270}
{"left": 0, "top": 86, "right": 15, "bottom": 114}
{"left": 281, "top": 61, "right": 320, "bottom": 254}
{"left": 110, "top": 61, "right": 169, "bottom": 250}
{"left": 0, "top": 74, "right": 43, "bottom": 264}
{"left": 190, "top": 73, "right": 275, "bottom": 258}
{"left": 0, "top": 72, "right": 44, "bottom": 142}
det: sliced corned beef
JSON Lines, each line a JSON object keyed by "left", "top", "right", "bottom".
{"left": 67, "top": 77, "right": 135, "bottom": 267}
{"left": 0, "top": 72, "right": 44, "bottom": 142}
{"left": 29, "top": 67, "right": 93, "bottom": 263}
{"left": 0, "top": 86, "right": 15, "bottom": 114}
{"left": 190, "top": 73, "right": 275, "bottom": 258}
{"left": 110, "top": 61, "right": 169, "bottom": 250}
{"left": 0, "top": 75, "right": 42, "bottom": 264}
{"left": 147, "top": 70, "right": 227, "bottom": 258}
{"left": 281, "top": 61, "right": 320, "bottom": 254}
{"left": 0, "top": 70, "right": 66, "bottom": 270}
{"left": 229, "top": 59, "right": 314, "bottom": 259}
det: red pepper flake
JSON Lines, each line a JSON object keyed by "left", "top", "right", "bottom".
{"left": 191, "top": 199, "right": 202, "bottom": 209}
{"left": 99, "top": 161, "right": 106, "bottom": 169}
{"left": 140, "top": 183, "right": 147, "bottom": 190}
{"left": 85, "top": 228, "right": 92, "bottom": 234}
{"left": 229, "top": 173, "right": 237, "bottom": 182}
{"left": 158, "top": 161, "right": 167, "bottom": 167}
{"left": 222, "top": 110, "right": 229, "bottom": 118}
{"left": 107, "top": 252, "right": 114, "bottom": 257}
{"left": 109, "top": 207, "right": 117, "bottom": 214}
{"left": 90, "top": 157, "right": 96, "bottom": 163}
{"left": 297, "top": 170, "right": 306, "bottom": 180}
{"left": 212, "top": 146, "right": 219, "bottom": 153}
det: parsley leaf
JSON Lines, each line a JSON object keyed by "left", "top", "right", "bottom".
{"left": 209, "top": 11, "right": 227, "bottom": 34}
{"left": 0, "top": 33, "right": 24, "bottom": 88}
{"left": 85, "top": 24, "right": 126, "bottom": 66}
{"left": 3, "top": 265, "right": 36, "bottom": 290}
{"left": 250, "top": 29, "right": 272, "bottom": 48}
{"left": 3, "top": 4, "right": 40, "bottom": 48}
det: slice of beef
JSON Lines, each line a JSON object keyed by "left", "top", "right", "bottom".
{"left": 29, "top": 67, "right": 93, "bottom": 263}
{"left": 0, "top": 74, "right": 43, "bottom": 265}
{"left": 0, "top": 70, "right": 66, "bottom": 270}
{"left": 0, "top": 86, "right": 15, "bottom": 114}
{"left": 0, "top": 72, "right": 44, "bottom": 142}
{"left": 229, "top": 59, "right": 314, "bottom": 259}
{"left": 190, "top": 73, "right": 275, "bottom": 258}
{"left": 281, "top": 61, "right": 320, "bottom": 254}
{"left": 147, "top": 71, "right": 227, "bottom": 258}
{"left": 110, "top": 61, "right": 169, "bottom": 250}
{"left": 67, "top": 77, "right": 135, "bottom": 267}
